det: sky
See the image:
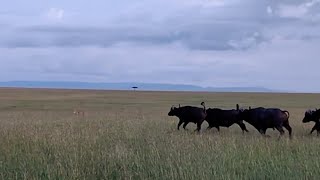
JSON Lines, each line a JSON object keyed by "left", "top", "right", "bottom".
{"left": 1, "top": 0, "right": 320, "bottom": 92}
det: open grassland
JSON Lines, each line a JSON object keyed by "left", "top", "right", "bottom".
{"left": 1, "top": 88, "right": 320, "bottom": 179}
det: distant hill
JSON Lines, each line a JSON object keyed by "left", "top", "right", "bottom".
{"left": 0, "top": 81, "right": 277, "bottom": 92}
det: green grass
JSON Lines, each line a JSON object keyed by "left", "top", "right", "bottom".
{"left": 0, "top": 88, "right": 320, "bottom": 179}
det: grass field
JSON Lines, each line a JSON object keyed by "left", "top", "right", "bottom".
{"left": 0, "top": 88, "right": 320, "bottom": 179}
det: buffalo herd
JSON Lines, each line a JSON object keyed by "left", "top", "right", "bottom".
{"left": 168, "top": 102, "right": 318, "bottom": 138}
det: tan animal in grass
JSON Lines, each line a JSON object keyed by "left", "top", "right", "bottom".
{"left": 73, "top": 109, "right": 85, "bottom": 116}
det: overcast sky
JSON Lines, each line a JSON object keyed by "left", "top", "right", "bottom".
{"left": 1, "top": 0, "right": 320, "bottom": 92}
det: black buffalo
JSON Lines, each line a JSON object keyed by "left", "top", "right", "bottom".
{"left": 238, "top": 107, "right": 292, "bottom": 138}
{"left": 205, "top": 104, "right": 249, "bottom": 133}
{"left": 168, "top": 102, "right": 206, "bottom": 132}
{"left": 302, "top": 109, "right": 320, "bottom": 136}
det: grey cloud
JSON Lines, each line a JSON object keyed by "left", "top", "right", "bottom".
{"left": 6, "top": 25, "right": 176, "bottom": 48}
{"left": 0, "top": 0, "right": 272, "bottom": 50}
{"left": 271, "top": 0, "right": 320, "bottom": 21}
{"left": 3, "top": 20, "right": 266, "bottom": 51}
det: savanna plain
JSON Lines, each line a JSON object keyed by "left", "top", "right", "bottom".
{"left": 0, "top": 88, "right": 320, "bottom": 180}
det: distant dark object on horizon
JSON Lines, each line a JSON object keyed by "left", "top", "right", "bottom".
{"left": 132, "top": 86, "right": 138, "bottom": 91}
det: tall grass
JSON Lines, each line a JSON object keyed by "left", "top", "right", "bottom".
{"left": 0, "top": 88, "right": 319, "bottom": 179}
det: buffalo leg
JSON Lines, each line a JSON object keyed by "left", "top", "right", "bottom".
{"left": 317, "top": 124, "right": 320, "bottom": 136}
{"left": 315, "top": 122, "right": 320, "bottom": 136}
{"left": 237, "top": 122, "right": 249, "bottom": 133}
{"left": 183, "top": 122, "right": 189, "bottom": 130}
{"left": 283, "top": 123, "right": 292, "bottom": 138}
{"left": 259, "top": 129, "right": 266, "bottom": 135}
{"left": 177, "top": 120, "right": 183, "bottom": 130}
{"left": 275, "top": 126, "right": 285, "bottom": 138}
{"left": 216, "top": 126, "right": 220, "bottom": 132}
{"left": 310, "top": 124, "right": 317, "bottom": 135}
{"left": 259, "top": 129, "right": 270, "bottom": 137}
{"left": 195, "top": 121, "right": 203, "bottom": 132}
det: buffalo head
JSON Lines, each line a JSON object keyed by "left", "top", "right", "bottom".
{"left": 302, "top": 110, "right": 316, "bottom": 123}
{"left": 168, "top": 105, "right": 179, "bottom": 116}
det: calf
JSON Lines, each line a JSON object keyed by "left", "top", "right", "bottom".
{"left": 168, "top": 102, "right": 206, "bottom": 132}
{"left": 239, "top": 107, "right": 292, "bottom": 138}
{"left": 205, "top": 104, "right": 249, "bottom": 133}
{"left": 302, "top": 109, "right": 320, "bottom": 136}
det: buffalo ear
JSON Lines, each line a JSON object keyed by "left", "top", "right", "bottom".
{"left": 179, "top": 104, "right": 181, "bottom": 108}
{"left": 236, "top": 104, "right": 239, "bottom": 110}
{"left": 249, "top": 106, "right": 251, "bottom": 110}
